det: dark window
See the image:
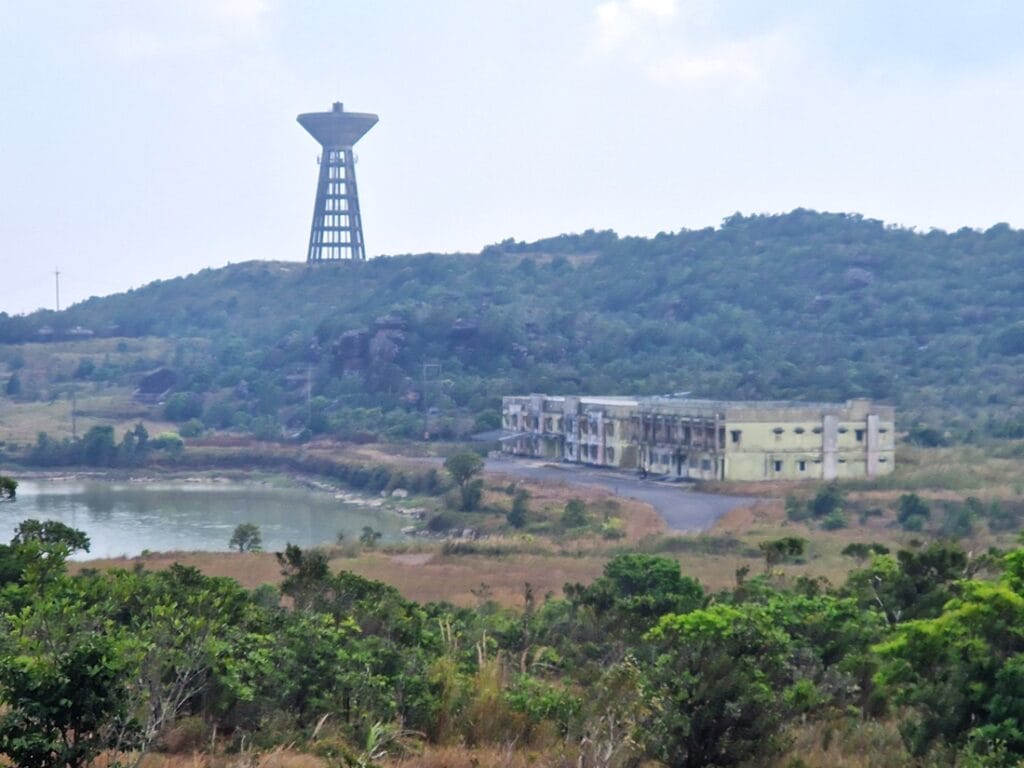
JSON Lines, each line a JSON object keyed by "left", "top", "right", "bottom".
{"left": 794, "top": 427, "right": 805, "bottom": 434}
{"left": 774, "top": 460, "right": 783, "bottom": 472}
{"left": 606, "top": 447, "right": 615, "bottom": 462}
{"left": 798, "top": 460, "right": 806, "bottom": 471}
{"left": 855, "top": 429, "right": 865, "bottom": 442}
{"left": 731, "top": 430, "right": 742, "bottom": 444}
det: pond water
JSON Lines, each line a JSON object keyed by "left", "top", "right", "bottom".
{"left": 0, "top": 479, "right": 408, "bottom": 559}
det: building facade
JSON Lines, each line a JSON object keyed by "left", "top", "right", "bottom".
{"left": 501, "top": 394, "right": 895, "bottom": 482}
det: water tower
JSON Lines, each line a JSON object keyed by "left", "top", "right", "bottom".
{"left": 298, "top": 101, "right": 378, "bottom": 262}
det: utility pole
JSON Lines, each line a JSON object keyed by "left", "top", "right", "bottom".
{"left": 70, "top": 387, "right": 77, "bottom": 440}
{"left": 306, "top": 364, "right": 313, "bottom": 428}
{"left": 54, "top": 268, "right": 61, "bottom": 312}
{"left": 422, "top": 362, "right": 441, "bottom": 440}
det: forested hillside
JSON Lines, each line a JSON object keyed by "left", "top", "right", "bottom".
{"left": 2, "top": 209, "right": 1023, "bottom": 441}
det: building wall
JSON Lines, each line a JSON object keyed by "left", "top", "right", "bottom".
{"left": 501, "top": 394, "right": 895, "bottom": 482}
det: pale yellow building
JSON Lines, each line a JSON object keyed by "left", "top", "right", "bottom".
{"left": 501, "top": 394, "right": 894, "bottom": 482}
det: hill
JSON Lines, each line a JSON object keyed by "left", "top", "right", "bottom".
{"left": 2, "top": 209, "right": 1023, "bottom": 442}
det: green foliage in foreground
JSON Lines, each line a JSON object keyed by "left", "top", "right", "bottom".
{"left": 0, "top": 514, "right": 1023, "bottom": 766}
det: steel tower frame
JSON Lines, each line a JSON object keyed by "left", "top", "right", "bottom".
{"left": 298, "top": 102, "right": 377, "bottom": 263}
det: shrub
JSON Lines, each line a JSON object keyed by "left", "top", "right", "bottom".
{"left": 178, "top": 418, "right": 204, "bottom": 438}
{"left": 897, "top": 494, "right": 931, "bottom": 531}
{"left": 821, "top": 510, "right": 848, "bottom": 530}
{"left": 785, "top": 494, "right": 810, "bottom": 522}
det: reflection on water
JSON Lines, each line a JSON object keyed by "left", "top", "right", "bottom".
{"left": 0, "top": 480, "right": 406, "bottom": 559}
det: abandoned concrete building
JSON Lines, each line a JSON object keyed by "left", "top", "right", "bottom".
{"left": 501, "top": 394, "right": 895, "bottom": 482}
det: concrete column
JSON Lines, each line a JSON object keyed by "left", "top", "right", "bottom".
{"left": 822, "top": 414, "right": 838, "bottom": 480}
{"left": 866, "top": 414, "right": 880, "bottom": 478}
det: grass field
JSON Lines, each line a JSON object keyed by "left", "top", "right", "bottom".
{"left": 0, "top": 336, "right": 185, "bottom": 445}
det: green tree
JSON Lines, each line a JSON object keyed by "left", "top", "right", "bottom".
{"left": 841, "top": 541, "right": 889, "bottom": 565}
{"left": 229, "top": 522, "right": 262, "bottom": 552}
{"left": 897, "top": 493, "right": 931, "bottom": 531}
{"left": 561, "top": 498, "right": 588, "bottom": 528}
{"left": 12, "top": 519, "right": 90, "bottom": 554}
{"left": 876, "top": 548, "right": 1024, "bottom": 759}
{"left": 568, "top": 553, "right": 704, "bottom": 636}
{"left": 444, "top": 451, "right": 485, "bottom": 511}
{"left": 0, "top": 475, "right": 16, "bottom": 499}
{"left": 0, "top": 625, "right": 137, "bottom": 768}
{"left": 810, "top": 481, "right": 844, "bottom": 519}
{"left": 163, "top": 392, "right": 203, "bottom": 422}
{"left": 80, "top": 425, "right": 117, "bottom": 467}
{"left": 507, "top": 488, "right": 529, "bottom": 529}
{"left": 645, "top": 603, "right": 795, "bottom": 767}
{"left": 360, "top": 526, "right": 383, "bottom": 548}
{"left": 758, "top": 536, "right": 806, "bottom": 575}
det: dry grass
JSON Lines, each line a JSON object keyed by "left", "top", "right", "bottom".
{"left": 74, "top": 547, "right": 609, "bottom": 607}
{"left": 773, "top": 719, "right": 913, "bottom": 768}
{"left": 0, "top": 336, "right": 186, "bottom": 444}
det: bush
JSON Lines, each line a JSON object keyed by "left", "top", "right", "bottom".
{"left": 163, "top": 392, "right": 203, "bottom": 422}
{"left": 784, "top": 494, "right": 810, "bottom": 522}
{"left": 897, "top": 493, "right": 931, "bottom": 531}
{"left": 507, "top": 489, "right": 529, "bottom": 529}
{"left": 151, "top": 432, "right": 185, "bottom": 452}
{"left": 178, "top": 418, "right": 204, "bottom": 438}
{"left": 821, "top": 510, "right": 848, "bottom": 530}
{"left": 562, "top": 498, "right": 588, "bottom": 528}
{"left": 810, "top": 482, "right": 844, "bottom": 519}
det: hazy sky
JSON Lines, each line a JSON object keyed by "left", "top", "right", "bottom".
{"left": 2, "top": 1, "right": 1023, "bottom": 315}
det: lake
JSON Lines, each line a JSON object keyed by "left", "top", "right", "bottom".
{"left": 0, "top": 478, "right": 408, "bottom": 559}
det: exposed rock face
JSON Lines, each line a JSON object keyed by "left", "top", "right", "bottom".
{"left": 333, "top": 329, "right": 371, "bottom": 371}
{"left": 135, "top": 370, "right": 177, "bottom": 405}
{"left": 331, "top": 327, "right": 406, "bottom": 372}
{"left": 368, "top": 330, "right": 401, "bottom": 365}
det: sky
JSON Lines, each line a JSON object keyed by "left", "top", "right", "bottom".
{"left": 1, "top": 1, "right": 1023, "bottom": 315}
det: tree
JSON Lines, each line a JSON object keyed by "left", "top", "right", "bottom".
{"left": 897, "top": 493, "right": 931, "bottom": 531}
{"left": 810, "top": 482, "right": 844, "bottom": 519}
{"left": 841, "top": 541, "right": 889, "bottom": 565}
{"left": 229, "top": 522, "right": 262, "bottom": 552}
{"left": 360, "top": 526, "right": 383, "bottom": 548}
{"left": 444, "top": 451, "right": 485, "bottom": 511}
{"left": 12, "top": 519, "right": 90, "bottom": 554}
{"left": 163, "top": 391, "right": 203, "bottom": 422}
{"left": 0, "top": 475, "right": 16, "bottom": 500}
{"left": 876, "top": 547, "right": 1024, "bottom": 759}
{"left": 4, "top": 372, "right": 20, "bottom": 396}
{"left": 507, "top": 488, "right": 529, "bottom": 529}
{"left": 80, "top": 425, "right": 117, "bottom": 467}
{"left": 568, "top": 554, "right": 704, "bottom": 636}
{"left": 562, "top": 498, "right": 588, "bottom": 528}
{"left": 758, "top": 536, "right": 806, "bottom": 575}
{"left": 0, "top": 623, "right": 136, "bottom": 768}
{"left": 645, "top": 603, "right": 795, "bottom": 767}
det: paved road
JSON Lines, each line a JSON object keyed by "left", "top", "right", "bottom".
{"left": 484, "top": 458, "right": 753, "bottom": 532}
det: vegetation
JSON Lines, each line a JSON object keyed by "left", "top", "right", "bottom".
{"left": 229, "top": 522, "right": 262, "bottom": 552}
{"left": 2, "top": 509, "right": 1023, "bottom": 766}
{"left": 3, "top": 211, "right": 1024, "bottom": 445}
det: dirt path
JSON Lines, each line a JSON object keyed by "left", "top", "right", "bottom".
{"left": 484, "top": 458, "right": 754, "bottom": 532}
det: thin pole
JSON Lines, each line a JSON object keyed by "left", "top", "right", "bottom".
{"left": 54, "top": 268, "right": 61, "bottom": 312}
